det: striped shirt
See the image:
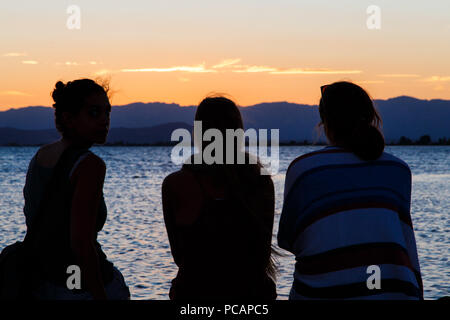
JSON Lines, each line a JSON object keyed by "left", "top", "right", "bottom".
{"left": 278, "top": 146, "right": 423, "bottom": 300}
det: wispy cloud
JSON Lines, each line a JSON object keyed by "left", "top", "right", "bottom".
{"left": 93, "top": 69, "right": 113, "bottom": 76}
{"left": 22, "top": 60, "right": 38, "bottom": 65}
{"left": 116, "top": 59, "right": 362, "bottom": 76}
{"left": 378, "top": 74, "right": 420, "bottom": 78}
{"left": 422, "top": 76, "right": 450, "bottom": 82}
{"left": 55, "top": 61, "right": 80, "bottom": 66}
{"left": 121, "top": 63, "right": 216, "bottom": 73}
{"left": 212, "top": 59, "right": 241, "bottom": 69}
{"left": 270, "top": 68, "right": 361, "bottom": 75}
{"left": 0, "top": 90, "right": 31, "bottom": 96}
{"left": 231, "top": 65, "right": 361, "bottom": 74}
{"left": 233, "top": 65, "right": 278, "bottom": 73}
{"left": 3, "top": 52, "right": 27, "bottom": 57}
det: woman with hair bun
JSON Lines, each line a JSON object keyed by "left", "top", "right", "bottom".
{"left": 278, "top": 81, "right": 423, "bottom": 300}
{"left": 21, "top": 79, "right": 129, "bottom": 299}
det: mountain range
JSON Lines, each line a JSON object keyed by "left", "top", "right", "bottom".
{"left": 0, "top": 96, "right": 449, "bottom": 145}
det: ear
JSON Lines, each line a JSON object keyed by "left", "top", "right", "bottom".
{"left": 61, "top": 111, "right": 75, "bottom": 129}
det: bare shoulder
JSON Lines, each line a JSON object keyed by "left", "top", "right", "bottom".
{"left": 69, "top": 152, "right": 106, "bottom": 186}
{"left": 75, "top": 152, "right": 106, "bottom": 172}
{"left": 35, "top": 141, "right": 65, "bottom": 167}
{"left": 162, "top": 169, "right": 195, "bottom": 191}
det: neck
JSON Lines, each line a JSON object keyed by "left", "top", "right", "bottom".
{"left": 61, "top": 137, "right": 92, "bottom": 149}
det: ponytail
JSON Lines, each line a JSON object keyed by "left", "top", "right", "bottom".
{"left": 348, "top": 123, "right": 385, "bottom": 161}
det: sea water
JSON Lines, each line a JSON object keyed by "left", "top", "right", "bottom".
{"left": 0, "top": 146, "right": 448, "bottom": 299}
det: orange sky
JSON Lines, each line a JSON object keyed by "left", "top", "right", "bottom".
{"left": 1, "top": 1, "right": 449, "bottom": 110}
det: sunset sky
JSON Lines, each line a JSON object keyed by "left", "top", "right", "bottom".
{"left": 0, "top": 0, "right": 449, "bottom": 110}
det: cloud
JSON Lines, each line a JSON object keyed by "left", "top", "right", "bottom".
{"left": 117, "top": 59, "right": 362, "bottom": 76}
{"left": 0, "top": 91, "right": 31, "bottom": 96}
{"left": 269, "top": 68, "right": 361, "bottom": 75}
{"left": 378, "top": 74, "right": 420, "bottom": 78}
{"left": 233, "top": 65, "right": 278, "bottom": 73}
{"left": 93, "top": 69, "right": 113, "bottom": 76}
{"left": 121, "top": 63, "right": 216, "bottom": 73}
{"left": 22, "top": 60, "right": 38, "bottom": 65}
{"left": 212, "top": 59, "right": 241, "bottom": 69}
{"left": 55, "top": 61, "right": 79, "bottom": 66}
{"left": 422, "top": 76, "right": 450, "bottom": 82}
{"left": 3, "top": 52, "right": 27, "bottom": 57}
{"left": 231, "top": 65, "right": 361, "bottom": 74}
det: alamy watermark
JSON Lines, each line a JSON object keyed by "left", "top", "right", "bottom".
{"left": 66, "top": 264, "right": 81, "bottom": 290}
{"left": 170, "top": 121, "right": 280, "bottom": 175}
{"left": 66, "top": 5, "right": 81, "bottom": 30}
{"left": 366, "top": 5, "right": 381, "bottom": 30}
{"left": 366, "top": 265, "right": 381, "bottom": 290}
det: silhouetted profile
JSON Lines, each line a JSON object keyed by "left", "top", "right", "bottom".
{"left": 20, "top": 79, "right": 129, "bottom": 299}
{"left": 162, "top": 96, "right": 277, "bottom": 300}
{"left": 278, "top": 81, "right": 423, "bottom": 300}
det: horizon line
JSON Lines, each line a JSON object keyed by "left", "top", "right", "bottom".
{"left": 1, "top": 95, "right": 450, "bottom": 112}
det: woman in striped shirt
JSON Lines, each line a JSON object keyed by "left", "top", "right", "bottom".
{"left": 278, "top": 81, "right": 423, "bottom": 300}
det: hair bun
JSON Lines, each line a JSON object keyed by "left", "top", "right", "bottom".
{"left": 52, "top": 81, "right": 66, "bottom": 107}
{"left": 55, "top": 81, "right": 65, "bottom": 90}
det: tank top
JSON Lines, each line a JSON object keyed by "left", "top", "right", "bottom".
{"left": 170, "top": 166, "right": 276, "bottom": 300}
{"left": 23, "top": 146, "right": 114, "bottom": 288}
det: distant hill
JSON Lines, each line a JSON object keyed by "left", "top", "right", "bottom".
{"left": 0, "top": 96, "right": 449, "bottom": 144}
{"left": 0, "top": 123, "right": 193, "bottom": 146}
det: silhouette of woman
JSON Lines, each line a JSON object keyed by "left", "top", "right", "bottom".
{"left": 278, "top": 81, "right": 423, "bottom": 300}
{"left": 162, "top": 96, "right": 277, "bottom": 300}
{"left": 22, "top": 79, "right": 130, "bottom": 299}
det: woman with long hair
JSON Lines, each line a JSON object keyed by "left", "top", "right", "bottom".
{"left": 22, "top": 79, "right": 129, "bottom": 299}
{"left": 162, "top": 96, "right": 277, "bottom": 300}
{"left": 278, "top": 81, "right": 423, "bottom": 300}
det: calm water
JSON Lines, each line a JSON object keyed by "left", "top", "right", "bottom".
{"left": 0, "top": 146, "right": 448, "bottom": 300}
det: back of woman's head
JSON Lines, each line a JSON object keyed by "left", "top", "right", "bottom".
{"left": 51, "top": 78, "right": 108, "bottom": 136}
{"left": 319, "top": 81, "right": 385, "bottom": 160}
{"left": 192, "top": 95, "right": 260, "bottom": 174}
{"left": 195, "top": 95, "right": 244, "bottom": 134}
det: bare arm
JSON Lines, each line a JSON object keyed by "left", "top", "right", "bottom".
{"left": 162, "top": 174, "right": 183, "bottom": 266}
{"left": 70, "top": 154, "right": 107, "bottom": 300}
{"left": 162, "top": 171, "right": 203, "bottom": 266}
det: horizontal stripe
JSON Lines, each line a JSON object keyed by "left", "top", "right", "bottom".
{"left": 292, "top": 208, "right": 411, "bottom": 257}
{"left": 295, "top": 242, "right": 415, "bottom": 275}
{"left": 287, "top": 147, "right": 351, "bottom": 173}
{"left": 285, "top": 160, "right": 411, "bottom": 202}
{"left": 294, "top": 201, "right": 413, "bottom": 235}
{"left": 344, "top": 292, "right": 421, "bottom": 300}
{"left": 295, "top": 242, "right": 423, "bottom": 293}
{"left": 289, "top": 290, "right": 420, "bottom": 300}
{"left": 279, "top": 192, "right": 411, "bottom": 250}
{"left": 293, "top": 264, "right": 420, "bottom": 289}
{"left": 299, "top": 187, "right": 410, "bottom": 216}
{"left": 293, "top": 278, "right": 422, "bottom": 299}
{"left": 285, "top": 149, "right": 410, "bottom": 200}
